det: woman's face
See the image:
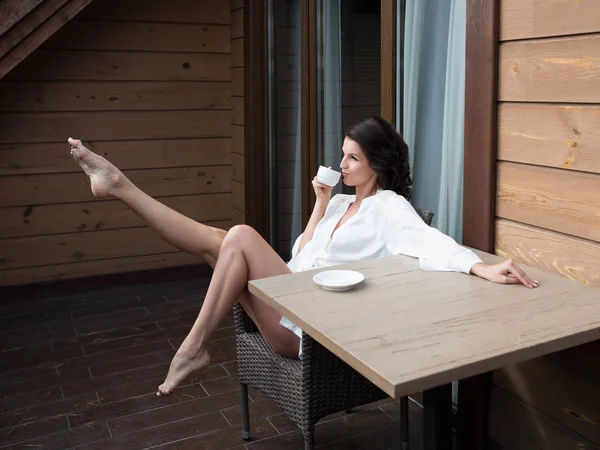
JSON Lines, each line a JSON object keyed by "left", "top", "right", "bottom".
{"left": 339, "top": 137, "right": 376, "bottom": 187}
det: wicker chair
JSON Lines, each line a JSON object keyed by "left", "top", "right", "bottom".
{"left": 235, "top": 208, "right": 434, "bottom": 450}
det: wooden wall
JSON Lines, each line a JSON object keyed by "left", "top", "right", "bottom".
{"left": 0, "top": 0, "right": 234, "bottom": 286}
{"left": 489, "top": 0, "right": 600, "bottom": 448}
{"left": 231, "top": 0, "right": 245, "bottom": 227}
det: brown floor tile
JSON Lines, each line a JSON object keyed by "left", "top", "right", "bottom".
{"left": 82, "top": 326, "right": 188, "bottom": 356}
{"left": 69, "top": 383, "right": 208, "bottom": 429}
{"left": 49, "top": 308, "right": 153, "bottom": 333}
{"left": 71, "top": 295, "right": 166, "bottom": 319}
{"left": 164, "top": 289, "right": 208, "bottom": 303}
{"left": 221, "top": 398, "right": 284, "bottom": 427}
{"left": 107, "top": 389, "right": 241, "bottom": 436}
{"left": 0, "top": 387, "right": 63, "bottom": 412}
{"left": 2, "top": 421, "right": 111, "bottom": 450}
{"left": 90, "top": 348, "right": 174, "bottom": 378}
{"left": 78, "top": 410, "right": 228, "bottom": 450}
{"left": 0, "top": 367, "right": 90, "bottom": 399}
{"left": 0, "top": 414, "right": 69, "bottom": 447}
{"left": 0, "top": 329, "right": 76, "bottom": 353}
{"left": 263, "top": 412, "right": 298, "bottom": 434}
{"left": 76, "top": 322, "right": 160, "bottom": 346}
{"left": 152, "top": 417, "right": 277, "bottom": 450}
{"left": 201, "top": 374, "right": 241, "bottom": 396}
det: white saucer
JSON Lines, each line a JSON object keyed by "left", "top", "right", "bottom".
{"left": 312, "top": 270, "right": 365, "bottom": 291}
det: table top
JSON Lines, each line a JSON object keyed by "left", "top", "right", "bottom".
{"left": 248, "top": 250, "right": 600, "bottom": 398}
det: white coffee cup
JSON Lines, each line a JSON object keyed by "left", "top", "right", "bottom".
{"left": 316, "top": 165, "right": 341, "bottom": 187}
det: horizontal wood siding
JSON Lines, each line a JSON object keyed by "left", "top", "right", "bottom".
{"left": 231, "top": 1, "right": 244, "bottom": 226}
{"left": 491, "top": 1, "right": 600, "bottom": 447}
{"left": 0, "top": 0, "right": 233, "bottom": 286}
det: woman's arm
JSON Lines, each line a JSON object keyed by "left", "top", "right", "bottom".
{"left": 298, "top": 178, "right": 333, "bottom": 253}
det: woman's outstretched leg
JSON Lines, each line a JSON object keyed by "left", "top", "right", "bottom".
{"left": 157, "top": 225, "right": 300, "bottom": 395}
{"left": 68, "top": 138, "right": 225, "bottom": 266}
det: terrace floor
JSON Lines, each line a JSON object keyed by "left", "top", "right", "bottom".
{"left": 0, "top": 275, "right": 427, "bottom": 449}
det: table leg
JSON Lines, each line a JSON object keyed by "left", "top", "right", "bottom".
{"left": 423, "top": 383, "right": 453, "bottom": 450}
{"left": 400, "top": 396, "right": 409, "bottom": 449}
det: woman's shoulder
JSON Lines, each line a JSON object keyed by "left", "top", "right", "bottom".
{"left": 376, "top": 190, "right": 411, "bottom": 207}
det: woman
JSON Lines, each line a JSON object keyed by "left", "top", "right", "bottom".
{"left": 68, "top": 116, "right": 537, "bottom": 396}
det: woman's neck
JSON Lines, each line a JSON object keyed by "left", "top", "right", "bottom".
{"left": 354, "top": 181, "right": 378, "bottom": 204}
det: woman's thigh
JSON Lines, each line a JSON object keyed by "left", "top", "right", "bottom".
{"left": 226, "top": 225, "right": 300, "bottom": 358}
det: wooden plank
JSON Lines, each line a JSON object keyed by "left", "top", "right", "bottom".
{"left": 488, "top": 387, "right": 596, "bottom": 449}
{"left": 498, "top": 103, "right": 600, "bottom": 174}
{"left": 495, "top": 218, "right": 600, "bottom": 288}
{"left": 7, "top": 51, "right": 230, "bottom": 81}
{"left": 0, "top": 220, "right": 231, "bottom": 270}
{"left": 231, "top": 38, "right": 243, "bottom": 68}
{"left": 231, "top": 8, "right": 243, "bottom": 39}
{"left": 0, "top": 166, "right": 232, "bottom": 207}
{"left": 0, "top": 0, "right": 44, "bottom": 36}
{"left": 0, "top": 193, "right": 232, "bottom": 238}
{"left": 230, "top": 0, "right": 243, "bottom": 12}
{"left": 231, "top": 207, "right": 245, "bottom": 226}
{"left": 0, "top": 81, "right": 231, "bottom": 112}
{"left": 0, "top": 0, "right": 95, "bottom": 80}
{"left": 231, "top": 96, "right": 244, "bottom": 126}
{"left": 494, "top": 358, "right": 599, "bottom": 443}
{"left": 42, "top": 21, "right": 230, "bottom": 53}
{"left": 231, "top": 152, "right": 244, "bottom": 184}
{"left": 0, "top": 0, "right": 67, "bottom": 58}
{"left": 0, "top": 110, "right": 231, "bottom": 144}
{"left": 0, "top": 138, "right": 231, "bottom": 175}
{"left": 232, "top": 68, "right": 244, "bottom": 96}
{"left": 499, "top": 34, "right": 600, "bottom": 103}
{"left": 0, "top": 251, "right": 201, "bottom": 287}
{"left": 232, "top": 180, "right": 244, "bottom": 212}
{"left": 497, "top": 161, "right": 600, "bottom": 242}
{"left": 78, "top": 0, "right": 230, "bottom": 24}
{"left": 231, "top": 124, "right": 244, "bottom": 155}
{"left": 500, "top": 0, "right": 600, "bottom": 41}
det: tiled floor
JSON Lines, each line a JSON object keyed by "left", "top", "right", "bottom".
{"left": 0, "top": 276, "right": 425, "bottom": 449}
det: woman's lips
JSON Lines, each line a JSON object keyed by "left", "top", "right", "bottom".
{"left": 342, "top": 172, "right": 349, "bottom": 177}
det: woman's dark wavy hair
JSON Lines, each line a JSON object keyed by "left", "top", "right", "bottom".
{"left": 345, "top": 116, "right": 413, "bottom": 201}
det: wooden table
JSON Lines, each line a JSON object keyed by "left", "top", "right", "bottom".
{"left": 248, "top": 250, "right": 600, "bottom": 449}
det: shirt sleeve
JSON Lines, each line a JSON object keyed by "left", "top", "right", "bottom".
{"left": 383, "top": 195, "right": 483, "bottom": 273}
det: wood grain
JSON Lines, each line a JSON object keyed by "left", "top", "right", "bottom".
{"left": 498, "top": 103, "right": 600, "bottom": 174}
{"left": 499, "top": 34, "right": 600, "bottom": 103}
{"left": 42, "top": 21, "right": 230, "bottom": 53}
{"left": 495, "top": 218, "right": 600, "bottom": 288}
{"left": 0, "top": 0, "right": 44, "bottom": 36}
{"left": 0, "top": 251, "right": 202, "bottom": 287}
{"left": 231, "top": 96, "right": 244, "bottom": 126}
{"left": 497, "top": 161, "right": 600, "bottom": 242}
{"left": 500, "top": 0, "right": 600, "bottom": 41}
{"left": 0, "top": 0, "right": 94, "bottom": 79}
{"left": 7, "top": 51, "right": 230, "bottom": 81}
{"left": 232, "top": 180, "right": 244, "bottom": 213}
{"left": 231, "top": 38, "right": 243, "bottom": 68}
{"left": 0, "top": 220, "right": 230, "bottom": 270}
{"left": 0, "top": 81, "right": 230, "bottom": 112}
{"left": 249, "top": 251, "right": 600, "bottom": 398}
{"left": 77, "top": 0, "right": 230, "bottom": 24}
{"left": 231, "top": 125, "right": 244, "bottom": 156}
{"left": 232, "top": 68, "right": 244, "bottom": 97}
{"left": 488, "top": 387, "right": 596, "bottom": 449}
{"left": 231, "top": 8, "right": 243, "bottom": 39}
{"left": 0, "top": 166, "right": 231, "bottom": 207}
{"left": 0, "top": 110, "right": 231, "bottom": 143}
{"left": 231, "top": 153, "right": 244, "bottom": 184}
{"left": 494, "top": 358, "right": 599, "bottom": 443}
{"left": 0, "top": 193, "right": 231, "bottom": 238}
{"left": 0, "top": 138, "right": 231, "bottom": 175}
{"left": 0, "top": 0, "right": 66, "bottom": 58}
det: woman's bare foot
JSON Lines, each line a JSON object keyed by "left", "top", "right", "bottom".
{"left": 68, "top": 137, "right": 124, "bottom": 198}
{"left": 157, "top": 347, "right": 211, "bottom": 396}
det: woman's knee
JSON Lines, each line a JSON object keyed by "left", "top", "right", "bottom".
{"left": 223, "top": 224, "right": 258, "bottom": 248}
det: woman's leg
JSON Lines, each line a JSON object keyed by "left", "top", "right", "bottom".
{"left": 157, "top": 224, "right": 300, "bottom": 395}
{"left": 68, "top": 138, "right": 225, "bottom": 267}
